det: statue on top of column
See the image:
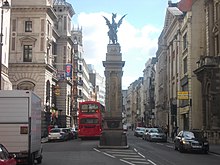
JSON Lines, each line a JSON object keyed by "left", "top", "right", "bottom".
{"left": 103, "top": 13, "right": 126, "bottom": 44}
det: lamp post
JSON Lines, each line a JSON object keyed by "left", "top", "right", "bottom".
{"left": 0, "top": 0, "right": 10, "bottom": 90}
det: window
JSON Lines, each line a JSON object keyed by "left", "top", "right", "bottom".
{"left": 80, "top": 118, "right": 99, "bottom": 124}
{"left": 23, "top": 45, "right": 32, "bottom": 62}
{"left": 183, "top": 57, "right": 187, "bottom": 74}
{"left": 17, "top": 81, "right": 35, "bottom": 90}
{"left": 79, "top": 89, "right": 82, "bottom": 96}
{"left": 25, "top": 21, "right": 32, "bottom": 32}
{"left": 183, "top": 33, "right": 187, "bottom": 50}
{"left": 215, "top": 35, "right": 219, "bottom": 55}
{"left": 79, "top": 64, "right": 82, "bottom": 71}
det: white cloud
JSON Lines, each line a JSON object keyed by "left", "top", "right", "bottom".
{"left": 74, "top": 12, "right": 160, "bottom": 89}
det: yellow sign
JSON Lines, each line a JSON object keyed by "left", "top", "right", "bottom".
{"left": 178, "top": 91, "right": 189, "bottom": 100}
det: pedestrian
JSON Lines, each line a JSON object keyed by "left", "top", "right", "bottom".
{"left": 164, "top": 125, "right": 168, "bottom": 137}
{"left": 173, "top": 126, "right": 179, "bottom": 137}
{"left": 131, "top": 124, "right": 134, "bottom": 131}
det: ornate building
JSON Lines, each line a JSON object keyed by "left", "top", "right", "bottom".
{"left": 0, "top": 0, "right": 12, "bottom": 90}
{"left": 194, "top": 0, "right": 220, "bottom": 144}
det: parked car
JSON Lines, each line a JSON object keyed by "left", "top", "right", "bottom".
{"left": 134, "top": 127, "right": 146, "bottom": 137}
{"left": 145, "top": 128, "right": 167, "bottom": 142}
{"left": 142, "top": 128, "right": 151, "bottom": 140}
{"left": 123, "top": 124, "right": 128, "bottom": 131}
{"left": 174, "top": 130, "right": 209, "bottom": 153}
{"left": 0, "top": 144, "right": 16, "bottom": 165}
{"left": 48, "top": 128, "right": 69, "bottom": 142}
{"left": 63, "top": 128, "right": 75, "bottom": 140}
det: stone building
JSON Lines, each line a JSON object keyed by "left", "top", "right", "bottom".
{"left": 124, "top": 83, "right": 134, "bottom": 129}
{"left": 88, "top": 64, "right": 105, "bottom": 105}
{"left": 162, "top": 2, "right": 184, "bottom": 134}
{"left": 9, "top": 0, "right": 61, "bottom": 135}
{"left": 143, "top": 58, "right": 156, "bottom": 127}
{"left": 53, "top": 0, "right": 75, "bottom": 128}
{"left": 125, "top": 77, "right": 144, "bottom": 128}
{"left": 0, "top": 0, "right": 12, "bottom": 90}
{"left": 155, "top": 29, "right": 169, "bottom": 129}
{"left": 194, "top": 0, "right": 220, "bottom": 144}
{"left": 155, "top": 0, "right": 201, "bottom": 136}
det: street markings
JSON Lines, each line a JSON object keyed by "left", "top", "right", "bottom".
{"left": 94, "top": 148, "right": 157, "bottom": 165}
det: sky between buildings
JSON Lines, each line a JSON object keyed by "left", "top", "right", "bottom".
{"left": 70, "top": 0, "right": 179, "bottom": 89}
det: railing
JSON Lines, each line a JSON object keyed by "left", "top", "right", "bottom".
{"left": 204, "top": 130, "right": 220, "bottom": 144}
{"left": 197, "top": 56, "right": 220, "bottom": 68}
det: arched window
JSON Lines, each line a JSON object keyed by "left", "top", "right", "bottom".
{"left": 17, "top": 81, "right": 35, "bottom": 91}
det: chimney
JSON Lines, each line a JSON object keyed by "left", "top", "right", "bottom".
{"left": 168, "top": 0, "right": 172, "bottom": 7}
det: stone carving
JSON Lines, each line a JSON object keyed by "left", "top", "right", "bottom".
{"left": 103, "top": 13, "right": 126, "bottom": 44}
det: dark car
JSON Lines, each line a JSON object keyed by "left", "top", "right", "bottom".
{"left": 0, "top": 144, "right": 16, "bottom": 165}
{"left": 174, "top": 130, "right": 209, "bottom": 153}
{"left": 145, "top": 128, "right": 167, "bottom": 142}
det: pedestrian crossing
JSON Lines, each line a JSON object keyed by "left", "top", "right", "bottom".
{"left": 94, "top": 148, "right": 156, "bottom": 165}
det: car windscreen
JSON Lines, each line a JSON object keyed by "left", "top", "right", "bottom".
{"left": 50, "top": 129, "right": 61, "bottom": 133}
{"left": 149, "top": 128, "right": 163, "bottom": 133}
{"left": 183, "top": 131, "right": 195, "bottom": 139}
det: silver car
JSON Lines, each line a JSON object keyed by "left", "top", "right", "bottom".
{"left": 145, "top": 128, "right": 167, "bottom": 142}
{"left": 48, "top": 128, "right": 69, "bottom": 142}
{"left": 134, "top": 127, "right": 146, "bottom": 137}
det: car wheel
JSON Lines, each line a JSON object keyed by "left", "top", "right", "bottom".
{"left": 36, "top": 155, "right": 42, "bottom": 164}
{"left": 174, "top": 144, "right": 178, "bottom": 150}
{"left": 28, "top": 154, "right": 35, "bottom": 165}
{"left": 179, "top": 146, "right": 185, "bottom": 153}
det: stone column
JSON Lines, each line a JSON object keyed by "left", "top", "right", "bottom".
{"left": 98, "top": 43, "right": 128, "bottom": 148}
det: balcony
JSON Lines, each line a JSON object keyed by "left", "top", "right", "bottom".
{"left": 195, "top": 56, "right": 219, "bottom": 70}
{"left": 194, "top": 56, "right": 220, "bottom": 79}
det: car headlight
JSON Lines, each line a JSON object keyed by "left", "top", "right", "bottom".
{"left": 182, "top": 140, "right": 190, "bottom": 144}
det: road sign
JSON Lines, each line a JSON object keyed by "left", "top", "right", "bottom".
{"left": 178, "top": 91, "right": 189, "bottom": 100}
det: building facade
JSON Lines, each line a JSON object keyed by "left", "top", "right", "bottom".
{"left": 8, "top": 0, "right": 100, "bottom": 134}
{"left": 194, "top": 0, "right": 220, "bottom": 144}
{"left": 0, "top": 0, "right": 12, "bottom": 90}
{"left": 9, "top": 0, "right": 60, "bottom": 135}
{"left": 143, "top": 58, "right": 156, "bottom": 127}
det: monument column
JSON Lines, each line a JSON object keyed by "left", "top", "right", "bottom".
{"left": 99, "top": 13, "right": 128, "bottom": 148}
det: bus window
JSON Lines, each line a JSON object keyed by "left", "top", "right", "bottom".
{"left": 80, "top": 118, "right": 99, "bottom": 124}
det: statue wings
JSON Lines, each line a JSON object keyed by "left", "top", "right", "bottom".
{"left": 103, "top": 16, "right": 111, "bottom": 29}
{"left": 117, "top": 14, "right": 127, "bottom": 28}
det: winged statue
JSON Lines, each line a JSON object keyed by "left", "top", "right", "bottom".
{"left": 103, "top": 13, "right": 127, "bottom": 44}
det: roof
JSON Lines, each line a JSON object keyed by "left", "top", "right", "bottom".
{"left": 168, "top": 7, "right": 183, "bottom": 16}
{"left": 53, "top": 0, "right": 75, "bottom": 17}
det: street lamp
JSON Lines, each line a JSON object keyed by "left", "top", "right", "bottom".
{"left": 0, "top": 0, "right": 10, "bottom": 90}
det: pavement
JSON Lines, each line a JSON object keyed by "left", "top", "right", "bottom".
{"left": 167, "top": 137, "right": 220, "bottom": 155}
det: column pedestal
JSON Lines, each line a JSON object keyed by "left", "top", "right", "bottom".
{"left": 98, "top": 44, "right": 128, "bottom": 149}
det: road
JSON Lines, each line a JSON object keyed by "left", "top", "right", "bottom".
{"left": 41, "top": 131, "right": 220, "bottom": 165}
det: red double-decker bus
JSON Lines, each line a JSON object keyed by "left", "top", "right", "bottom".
{"left": 78, "top": 101, "right": 105, "bottom": 139}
